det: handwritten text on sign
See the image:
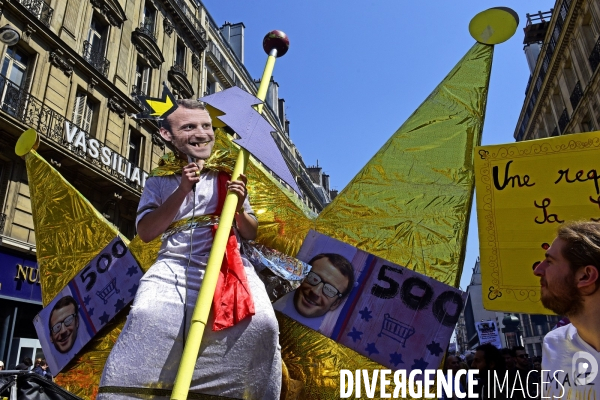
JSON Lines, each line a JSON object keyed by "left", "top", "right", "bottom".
{"left": 475, "top": 132, "right": 600, "bottom": 314}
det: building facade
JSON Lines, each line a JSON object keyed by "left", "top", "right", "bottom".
{"left": 515, "top": 0, "right": 600, "bottom": 141}
{"left": 510, "top": 0, "right": 588, "bottom": 357}
{"left": 0, "top": 0, "right": 331, "bottom": 368}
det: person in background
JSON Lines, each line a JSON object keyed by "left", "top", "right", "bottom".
{"left": 440, "top": 355, "right": 464, "bottom": 400}
{"left": 32, "top": 359, "right": 53, "bottom": 380}
{"left": 500, "top": 348, "right": 515, "bottom": 370}
{"left": 15, "top": 357, "right": 32, "bottom": 370}
{"left": 510, "top": 346, "right": 539, "bottom": 399}
{"left": 465, "top": 352, "right": 475, "bottom": 368}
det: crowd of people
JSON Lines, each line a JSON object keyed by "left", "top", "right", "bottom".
{"left": 443, "top": 345, "right": 543, "bottom": 399}
{"left": 0, "top": 357, "right": 53, "bottom": 380}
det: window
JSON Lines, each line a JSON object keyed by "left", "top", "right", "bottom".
{"left": 1, "top": 47, "right": 29, "bottom": 116}
{"left": 206, "top": 79, "right": 215, "bottom": 95}
{"left": 1, "top": 47, "right": 29, "bottom": 86}
{"left": 72, "top": 91, "right": 94, "bottom": 133}
{"left": 87, "top": 17, "right": 108, "bottom": 56}
{"left": 135, "top": 60, "right": 152, "bottom": 95}
{"left": 175, "top": 40, "right": 186, "bottom": 69}
{"left": 142, "top": 3, "right": 156, "bottom": 37}
{"left": 582, "top": 114, "right": 595, "bottom": 132}
{"left": 128, "top": 127, "right": 144, "bottom": 166}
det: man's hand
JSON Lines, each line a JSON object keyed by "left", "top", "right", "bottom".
{"left": 179, "top": 162, "right": 201, "bottom": 194}
{"left": 228, "top": 174, "right": 249, "bottom": 212}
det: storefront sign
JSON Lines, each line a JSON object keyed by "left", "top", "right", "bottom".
{"left": 64, "top": 121, "right": 148, "bottom": 188}
{"left": 0, "top": 250, "right": 41, "bottom": 302}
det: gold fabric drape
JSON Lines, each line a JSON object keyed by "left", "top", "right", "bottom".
{"left": 30, "top": 42, "right": 492, "bottom": 400}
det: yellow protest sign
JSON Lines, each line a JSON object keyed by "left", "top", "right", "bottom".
{"left": 475, "top": 131, "right": 600, "bottom": 314}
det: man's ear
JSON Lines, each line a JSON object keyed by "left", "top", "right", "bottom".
{"left": 577, "top": 265, "right": 599, "bottom": 293}
{"left": 159, "top": 126, "right": 172, "bottom": 142}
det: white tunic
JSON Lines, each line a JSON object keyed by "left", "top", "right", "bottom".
{"left": 98, "top": 172, "right": 282, "bottom": 399}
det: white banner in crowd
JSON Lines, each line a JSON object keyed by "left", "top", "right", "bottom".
{"left": 475, "top": 320, "right": 502, "bottom": 349}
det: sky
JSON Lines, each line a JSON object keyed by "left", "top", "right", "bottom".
{"left": 201, "top": 0, "right": 555, "bottom": 291}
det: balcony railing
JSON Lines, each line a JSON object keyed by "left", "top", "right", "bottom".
{"left": 138, "top": 17, "right": 156, "bottom": 42}
{"left": 558, "top": 108, "right": 569, "bottom": 133}
{"left": 569, "top": 81, "right": 583, "bottom": 110}
{"left": 167, "top": 0, "right": 206, "bottom": 40}
{"left": 0, "top": 212, "right": 5, "bottom": 234}
{"left": 517, "top": 0, "right": 574, "bottom": 141}
{"left": 172, "top": 63, "right": 186, "bottom": 75}
{"left": 0, "top": 74, "right": 145, "bottom": 192}
{"left": 589, "top": 36, "right": 600, "bottom": 72}
{"left": 17, "top": 0, "right": 53, "bottom": 27}
{"left": 131, "top": 85, "right": 146, "bottom": 108}
{"left": 82, "top": 40, "right": 110, "bottom": 77}
{"left": 207, "top": 41, "right": 236, "bottom": 84}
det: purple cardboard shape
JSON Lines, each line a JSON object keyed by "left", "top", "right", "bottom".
{"left": 200, "top": 87, "right": 300, "bottom": 194}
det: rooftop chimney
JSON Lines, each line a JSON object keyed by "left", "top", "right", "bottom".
{"left": 220, "top": 22, "right": 245, "bottom": 63}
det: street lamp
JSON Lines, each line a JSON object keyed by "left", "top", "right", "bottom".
{"left": 0, "top": 24, "right": 21, "bottom": 46}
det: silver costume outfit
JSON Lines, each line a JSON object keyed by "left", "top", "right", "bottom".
{"left": 98, "top": 172, "right": 282, "bottom": 399}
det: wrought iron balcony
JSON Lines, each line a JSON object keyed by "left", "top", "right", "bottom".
{"left": 558, "top": 108, "right": 569, "bottom": 133}
{"left": 207, "top": 41, "right": 236, "bottom": 83}
{"left": 172, "top": 63, "right": 186, "bottom": 75}
{"left": 166, "top": 0, "right": 206, "bottom": 40}
{"left": 589, "top": 36, "right": 600, "bottom": 73}
{"left": 131, "top": 85, "right": 146, "bottom": 108}
{"left": 569, "top": 81, "right": 583, "bottom": 110}
{"left": 17, "top": 0, "right": 53, "bottom": 27}
{"left": 82, "top": 40, "right": 110, "bottom": 77}
{"left": 0, "top": 74, "right": 146, "bottom": 192}
{"left": 138, "top": 17, "right": 156, "bottom": 42}
{"left": 0, "top": 212, "right": 6, "bottom": 234}
{"left": 0, "top": 74, "right": 69, "bottom": 146}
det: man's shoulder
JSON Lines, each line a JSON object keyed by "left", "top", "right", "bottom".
{"left": 544, "top": 323, "right": 576, "bottom": 344}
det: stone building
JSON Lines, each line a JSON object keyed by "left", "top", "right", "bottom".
{"left": 515, "top": 0, "right": 600, "bottom": 141}
{"left": 0, "top": 0, "right": 330, "bottom": 367}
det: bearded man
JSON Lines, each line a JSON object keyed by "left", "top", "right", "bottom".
{"left": 534, "top": 221, "right": 600, "bottom": 400}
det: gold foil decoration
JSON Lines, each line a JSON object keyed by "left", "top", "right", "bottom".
{"left": 26, "top": 41, "right": 493, "bottom": 398}
{"left": 315, "top": 43, "right": 492, "bottom": 287}
{"left": 24, "top": 149, "right": 130, "bottom": 398}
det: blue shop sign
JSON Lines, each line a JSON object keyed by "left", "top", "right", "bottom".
{"left": 0, "top": 250, "right": 41, "bottom": 302}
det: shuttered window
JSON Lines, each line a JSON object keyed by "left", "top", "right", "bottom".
{"left": 72, "top": 91, "right": 94, "bottom": 132}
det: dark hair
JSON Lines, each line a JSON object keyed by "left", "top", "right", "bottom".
{"left": 39, "top": 359, "right": 47, "bottom": 367}
{"left": 48, "top": 296, "right": 78, "bottom": 331}
{"left": 475, "top": 343, "right": 505, "bottom": 370}
{"left": 500, "top": 348, "right": 512, "bottom": 356}
{"left": 510, "top": 345, "right": 525, "bottom": 357}
{"left": 308, "top": 253, "right": 355, "bottom": 297}
{"left": 557, "top": 221, "right": 600, "bottom": 272}
{"left": 161, "top": 99, "right": 207, "bottom": 133}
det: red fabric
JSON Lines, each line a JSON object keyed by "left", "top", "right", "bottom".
{"left": 210, "top": 172, "right": 255, "bottom": 331}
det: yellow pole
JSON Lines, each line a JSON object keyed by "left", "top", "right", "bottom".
{"left": 170, "top": 49, "right": 278, "bottom": 400}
